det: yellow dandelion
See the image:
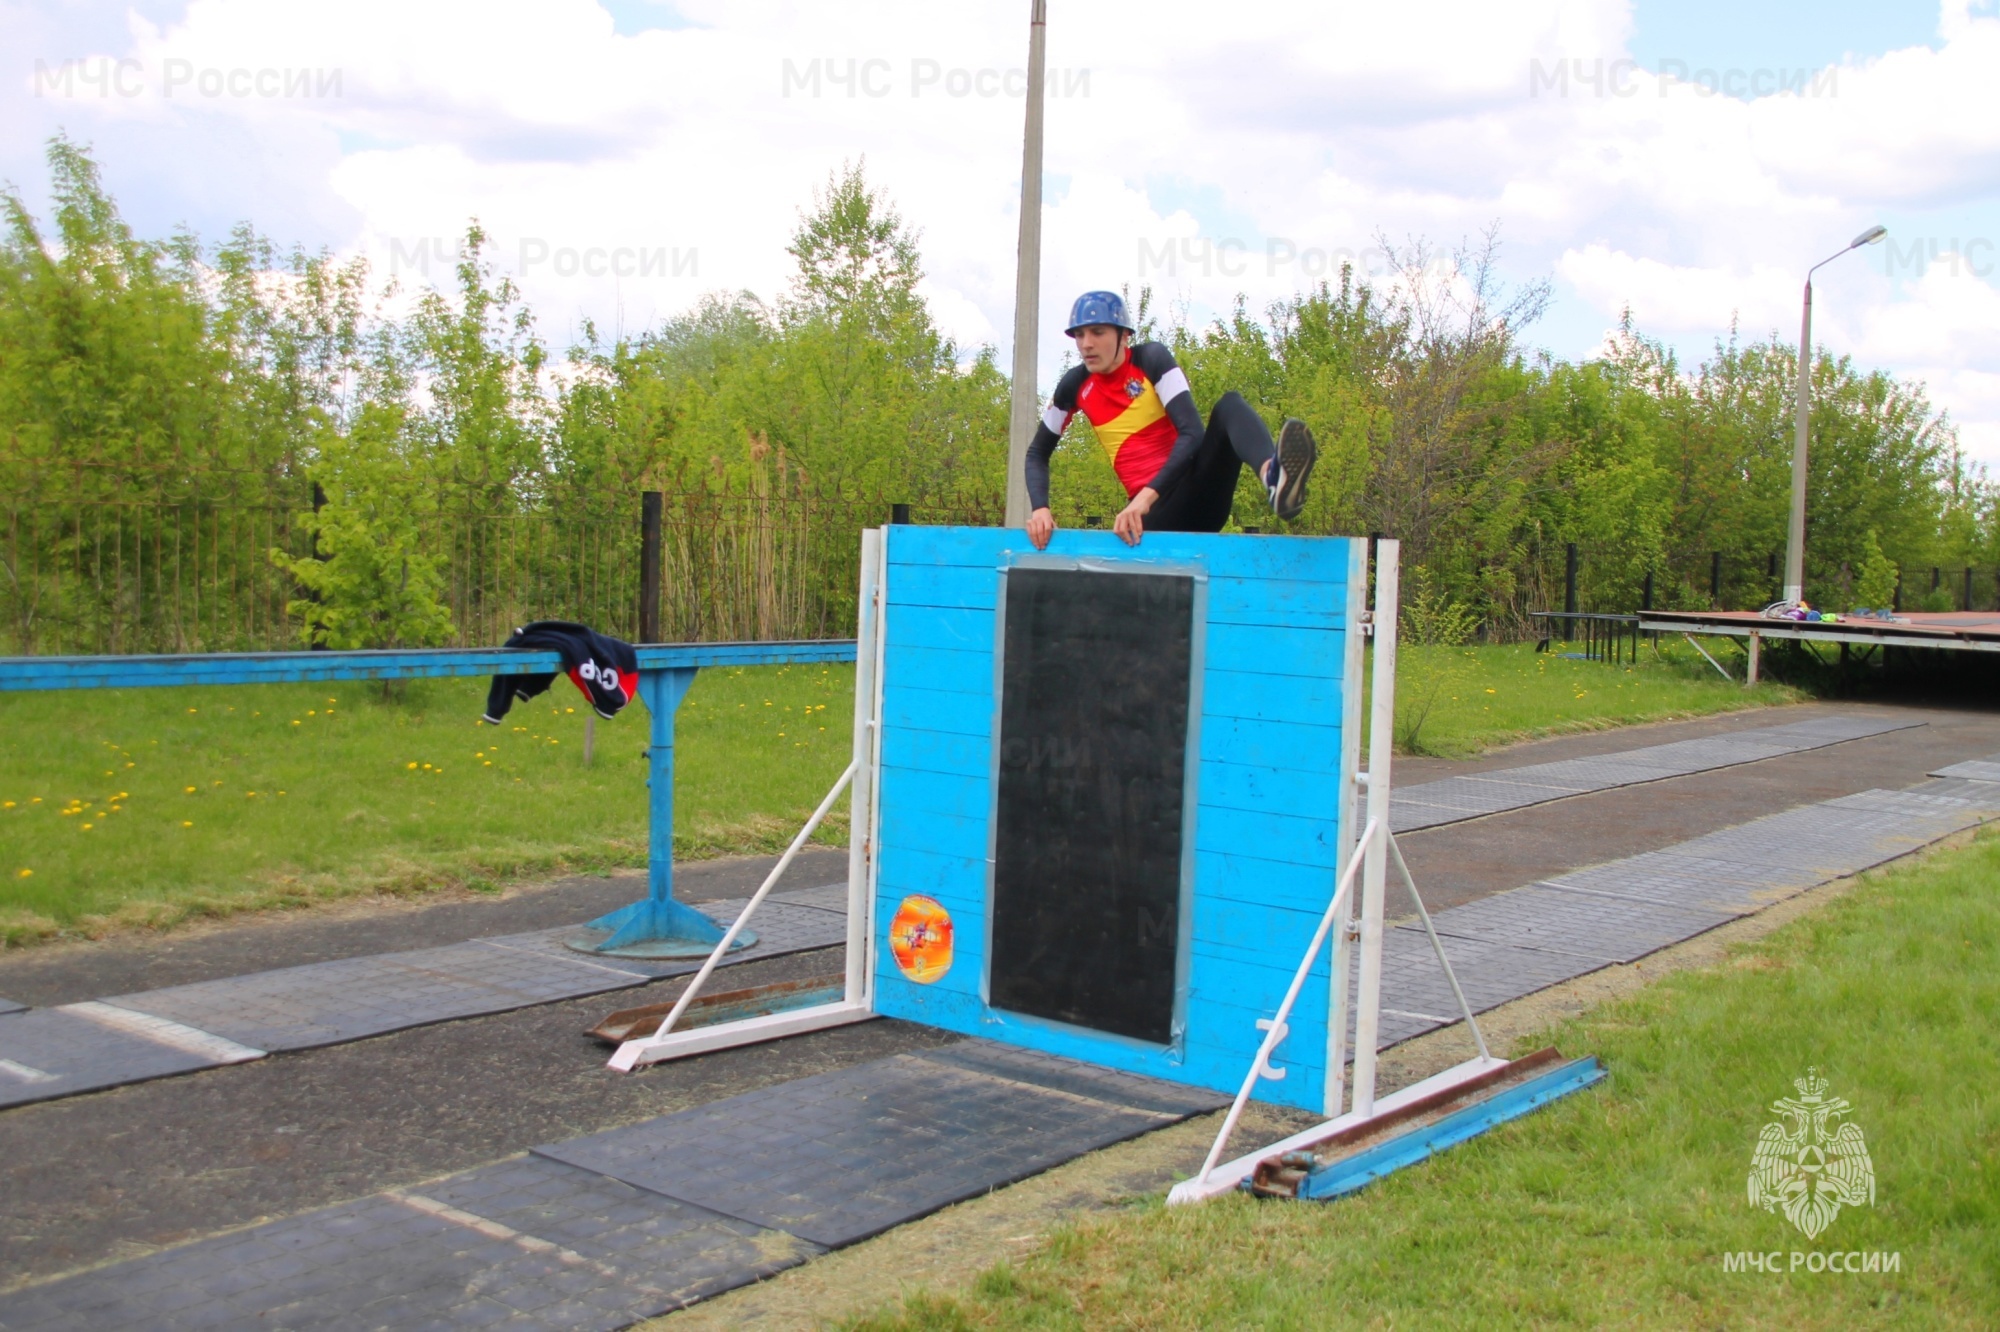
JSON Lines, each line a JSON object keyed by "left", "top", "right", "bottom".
{"left": 407, "top": 762, "right": 419, "bottom": 770}
{"left": 292, "top": 720, "right": 302, "bottom": 726}
{"left": 187, "top": 708, "right": 197, "bottom": 713}
{"left": 182, "top": 821, "right": 193, "bottom": 828}
{"left": 277, "top": 790, "right": 286, "bottom": 796}
{"left": 16, "top": 869, "right": 29, "bottom": 878}
{"left": 3, "top": 801, "right": 13, "bottom": 809}
{"left": 81, "top": 823, "right": 93, "bottom": 830}
{"left": 186, "top": 786, "right": 197, "bottom": 793}
{"left": 307, "top": 710, "right": 316, "bottom": 716}
{"left": 31, "top": 797, "right": 41, "bottom": 804}
{"left": 483, "top": 761, "right": 492, "bottom": 766}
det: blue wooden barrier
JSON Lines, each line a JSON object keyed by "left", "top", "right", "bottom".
{"left": 0, "top": 641, "right": 856, "bottom": 952}
{"left": 868, "top": 527, "right": 1365, "bottom": 1112}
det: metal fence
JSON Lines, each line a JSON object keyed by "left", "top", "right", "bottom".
{"left": 1, "top": 481, "right": 1006, "bottom": 656}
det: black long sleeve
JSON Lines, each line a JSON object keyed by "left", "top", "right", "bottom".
{"left": 1024, "top": 364, "right": 1090, "bottom": 510}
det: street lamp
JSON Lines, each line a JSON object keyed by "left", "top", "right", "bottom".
{"left": 1784, "top": 223, "right": 1887, "bottom": 605}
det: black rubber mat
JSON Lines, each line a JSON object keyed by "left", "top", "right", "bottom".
{"left": 1931, "top": 758, "right": 2000, "bottom": 782}
{"left": 103, "top": 940, "right": 655, "bottom": 1052}
{"left": 1427, "top": 884, "right": 1734, "bottom": 964}
{"left": 536, "top": 1044, "right": 1198, "bottom": 1248}
{"left": 914, "top": 1039, "right": 1230, "bottom": 1116}
{"left": 1388, "top": 713, "right": 1921, "bottom": 833}
{"left": 0, "top": 1156, "right": 814, "bottom": 1330}
{"left": 104, "top": 901, "right": 848, "bottom": 1054}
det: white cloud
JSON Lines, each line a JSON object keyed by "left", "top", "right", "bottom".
{"left": 8, "top": 0, "right": 1999, "bottom": 461}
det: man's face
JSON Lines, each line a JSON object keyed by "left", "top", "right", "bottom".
{"left": 1073, "top": 324, "right": 1126, "bottom": 374}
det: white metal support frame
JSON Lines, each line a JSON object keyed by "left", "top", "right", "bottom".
{"left": 608, "top": 528, "right": 890, "bottom": 1071}
{"left": 1168, "top": 539, "right": 1505, "bottom": 1206}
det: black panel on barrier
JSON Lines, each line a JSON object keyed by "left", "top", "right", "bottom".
{"left": 989, "top": 567, "right": 1195, "bottom": 1044}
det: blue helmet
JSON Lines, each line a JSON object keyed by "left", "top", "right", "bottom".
{"left": 1064, "top": 289, "right": 1133, "bottom": 335}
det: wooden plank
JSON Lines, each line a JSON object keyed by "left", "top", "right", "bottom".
{"left": 880, "top": 684, "right": 993, "bottom": 738}
{"left": 881, "top": 645, "right": 991, "bottom": 694}
{"left": 1197, "top": 715, "right": 1344, "bottom": 775}
{"left": 1194, "top": 803, "right": 1345, "bottom": 870}
{"left": 876, "top": 792, "right": 992, "bottom": 861}
{"left": 1207, "top": 575, "right": 1350, "bottom": 630}
{"left": 885, "top": 526, "right": 1354, "bottom": 586}
{"left": 873, "top": 843, "right": 987, "bottom": 897}
{"left": 889, "top": 563, "right": 999, "bottom": 611}
{"left": 884, "top": 605, "right": 996, "bottom": 654}
{"left": 1190, "top": 893, "right": 1327, "bottom": 955}
{"left": 1200, "top": 758, "right": 1344, "bottom": 821}
{"left": 1204, "top": 667, "right": 1346, "bottom": 723}
{"left": 881, "top": 727, "right": 991, "bottom": 780}
{"left": 0, "top": 641, "right": 858, "bottom": 692}
{"left": 1203, "top": 622, "right": 1346, "bottom": 680}
{"left": 1195, "top": 848, "right": 1342, "bottom": 914}
{"left": 877, "top": 765, "right": 989, "bottom": 821}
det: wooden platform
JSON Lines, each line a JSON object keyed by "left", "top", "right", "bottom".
{"left": 1640, "top": 609, "right": 2000, "bottom": 655}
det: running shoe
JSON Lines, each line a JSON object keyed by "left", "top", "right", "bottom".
{"left": 1266, "top": 418, "right": 1318, "bottom": 521}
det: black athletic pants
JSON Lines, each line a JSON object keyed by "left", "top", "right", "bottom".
{"left": 1144, "top": 392, "right": 1277, "bottom": 533}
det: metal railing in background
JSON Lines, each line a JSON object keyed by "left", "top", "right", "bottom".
{"left": 1530, "top": 611, "right": 1644, "bottom": 665}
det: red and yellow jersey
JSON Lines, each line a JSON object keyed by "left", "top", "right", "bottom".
{"left": 1032, "top": 342, "right": 1203, "bottom": 500}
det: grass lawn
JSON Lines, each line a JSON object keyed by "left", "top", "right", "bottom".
{"left": 1387, "top": 639, "right": 1798, "bottom": 758}
{"left": 0, "top": 663, "right": 855, "bottom": 944}
{"left": 1, "top": 639, "right": 1792, "bottom": 946}
{"left": 849, "top": 831, "right": 2000, "bottom": 1330}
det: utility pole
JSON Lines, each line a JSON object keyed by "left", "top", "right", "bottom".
{"left": 1004, "top": 0, "right": 1048, "bottom": 528}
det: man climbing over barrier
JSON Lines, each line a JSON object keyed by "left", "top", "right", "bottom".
{"left": 1024, "top": 290, "right": 1318, "bottom": 549}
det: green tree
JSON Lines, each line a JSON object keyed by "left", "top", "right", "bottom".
{"left": 1853, "top": 528, "right": 1898, "bottom": 610}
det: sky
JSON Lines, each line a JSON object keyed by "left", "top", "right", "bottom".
{"left": 5, "top": 0, "right": 1998, "bottom": 462}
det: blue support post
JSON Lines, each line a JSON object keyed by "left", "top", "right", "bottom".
{"left": 568, "top": 667, "right": 759, "bottom": 958}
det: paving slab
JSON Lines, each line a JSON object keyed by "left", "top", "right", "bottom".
{"left": 0, "top": 1007, "right": 236, "bottom": 1110}
{"left": 0, "top": 998, "right": 23, "bottom": 1017}
{"left": 1929, "top": 758, "right": 2000, "bottom": 782}
{"left": 0, "top": 1157, "right": 816, "bottom": 1330}
{"left": 536, "top": 1048, "right": 1187, "bottom": 1249}
{"left": 1426, "top": 884, "right": 1735, "bottom": 963}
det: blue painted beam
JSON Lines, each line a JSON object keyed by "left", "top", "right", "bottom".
{"left": 0, "top": 638, "right": 857, "bottom": 952}
{"left": 1288, "top": 1056, "right": 1607, "bottom": 1201}
{"left": 0, "top": 641, "right": 856, "bottom": 692}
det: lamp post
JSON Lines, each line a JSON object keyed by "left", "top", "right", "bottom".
{"left": 1784, "top": 223, "right": 1886, "bottom": 605}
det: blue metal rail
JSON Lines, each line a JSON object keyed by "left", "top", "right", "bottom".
{"left": 0, "top": 641, "right": 859, "bottom": 953}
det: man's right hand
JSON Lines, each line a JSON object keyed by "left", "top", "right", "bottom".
{"left": 1027, "top": 507, "right": 1056, "bottom": 550}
